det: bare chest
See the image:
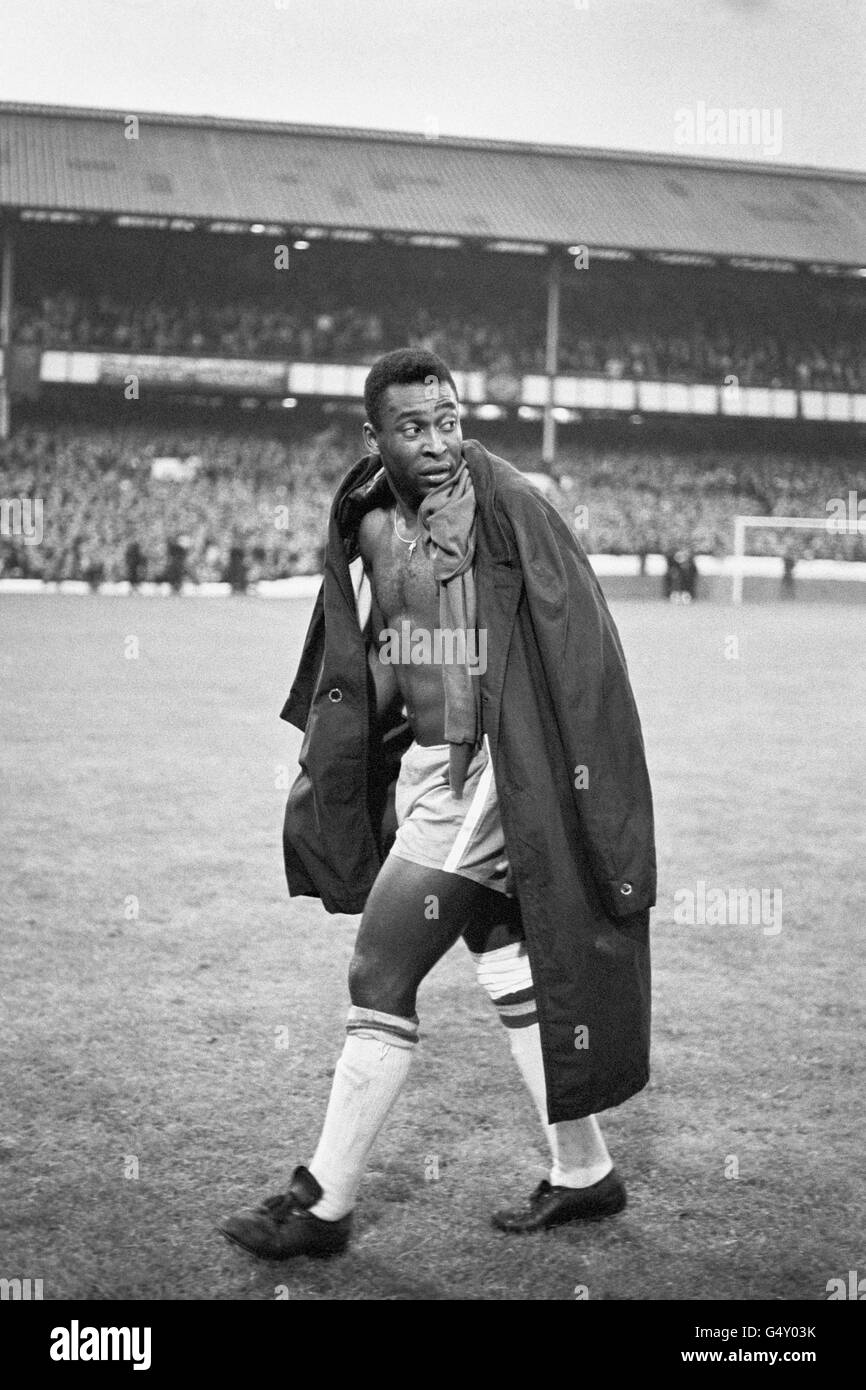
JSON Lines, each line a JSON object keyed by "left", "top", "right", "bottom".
{"left": 359, "top": 511, "right": 441, "bottom": 631}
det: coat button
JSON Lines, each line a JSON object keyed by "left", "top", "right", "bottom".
{"left": 328, "top": 688, "right": 343, "bottom": 703}
{"left": 620, "top": 882, "right": 633, "bottom": 896}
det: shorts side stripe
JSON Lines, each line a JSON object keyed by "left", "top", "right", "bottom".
{"left": 442, "top": 746, "right": 495, "bottom": 875}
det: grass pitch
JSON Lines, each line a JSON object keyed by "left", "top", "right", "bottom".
{"left": 1, "top": 594, "right": 863, "bottom": 1301}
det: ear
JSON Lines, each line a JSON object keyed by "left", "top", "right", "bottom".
{"left": 362, "top": 421, "right": 379, "bottom": 454}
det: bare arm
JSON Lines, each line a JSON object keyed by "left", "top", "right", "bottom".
{"left": 359, "top": 512, "right": 404, "bottom": 727}
{"left": 367, "top": 588, "right": 403, "bottom": 724}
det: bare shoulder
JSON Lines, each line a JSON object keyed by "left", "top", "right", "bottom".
{"left": 358, "top": 506, "right": 391, "bottom": 565}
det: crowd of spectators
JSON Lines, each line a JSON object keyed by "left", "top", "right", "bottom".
{"left": 2, "top": 421, "right": 864, "bottom": 585}
{"left": 11, "top": 294, "right": 525, "bottom": 376}
{"left": 13, "top": 288, "right": 866, "bottom": 392}
{"left": 491, "top": 429, "right": 866, "bottom": 560}
{"left": 0, "top": 424, "right": 343, "bottom": 586}
{"left": 554, "top": 323, "right": 866, "bottom": 392}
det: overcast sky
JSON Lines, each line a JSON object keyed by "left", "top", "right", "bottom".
{"left": 2, "top": 0, "right": 864, "bottom": 171}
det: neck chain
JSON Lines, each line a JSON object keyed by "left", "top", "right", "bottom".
{"left": 393, "top": 507, "right": 421, "bottom": 558}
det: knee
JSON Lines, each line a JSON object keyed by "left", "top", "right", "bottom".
{"left": 472, "top": 943, "right": 538, "bottom": 1032}
{"left": 472, "top": 941, "right": 534, "bottom": 1005}
{"left": 348, "top": 946, "right": 417, "bottom": 1018}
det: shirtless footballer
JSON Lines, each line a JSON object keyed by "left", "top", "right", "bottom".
{"left": 217, "top": 350, "right": 628, "bottom": 1261}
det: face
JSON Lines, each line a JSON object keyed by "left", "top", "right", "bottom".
{"left": 363, "top": 380, "right": 462, "bottom": 509}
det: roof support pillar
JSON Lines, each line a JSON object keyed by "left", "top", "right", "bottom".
{"left": 541, "top": 251, "right": 561, "bottom": 469}
{"left": 0, "top": 220, "right": 14, "bottom": 441}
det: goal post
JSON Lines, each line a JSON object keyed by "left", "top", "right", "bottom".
{"left": 731, "top": 515, "right": 842, "bottom": 604}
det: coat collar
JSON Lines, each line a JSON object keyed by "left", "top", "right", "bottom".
{"left": 463, "top": 439, "right": 517, "bottom": 565}
{"left": 332, "top": 438, "right": 515, "bottom": 566}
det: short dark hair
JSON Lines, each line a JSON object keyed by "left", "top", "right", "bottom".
{"left": 363, "top": 348, "right": 458, "bottom": 431}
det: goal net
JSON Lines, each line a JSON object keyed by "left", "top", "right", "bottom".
{"left": 730, "top": 512, "right": 865, "bottom": 603}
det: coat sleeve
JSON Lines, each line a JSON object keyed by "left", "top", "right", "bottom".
{"left": 506, "top": 488, "right": 657, "bottom": 920}
{"left": 279, "top": 579, "right": 325, "bottom": 731}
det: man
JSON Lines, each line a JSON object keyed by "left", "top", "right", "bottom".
{"left": 218, "top": 348, "right": 656, "bottom": 1260}
{"left": 124, "top": 538, "right": 146, "bottom": 589}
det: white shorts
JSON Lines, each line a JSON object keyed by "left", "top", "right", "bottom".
{"left": 389, "top": 734, "right": 515, "bottom": 896}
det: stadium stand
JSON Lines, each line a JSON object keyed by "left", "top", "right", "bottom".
{"left": 11, "top": 285, "right": 866, "bottom": 389}
{"left": 2, "top": 419, "right": 864, "bottom": 583}
{"left": 1, "top": 104, "right": 865, "bottom": 594}
{"left": 9, "top": 228, "right": 866, "bottom": 389}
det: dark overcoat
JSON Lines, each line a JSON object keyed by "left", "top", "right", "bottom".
{"left": 280, "top": 440, "right": 656, "bottom": 1123}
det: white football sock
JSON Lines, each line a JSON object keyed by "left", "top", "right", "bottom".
{"left": 307, "top": 1005, "right": 418, "bottom": 1221}
{"left": 473, "top": 942, "right": 613, "bottom": 1189}
{"left": 505, "top": 1019, "right": 613, "bottom": 1188}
